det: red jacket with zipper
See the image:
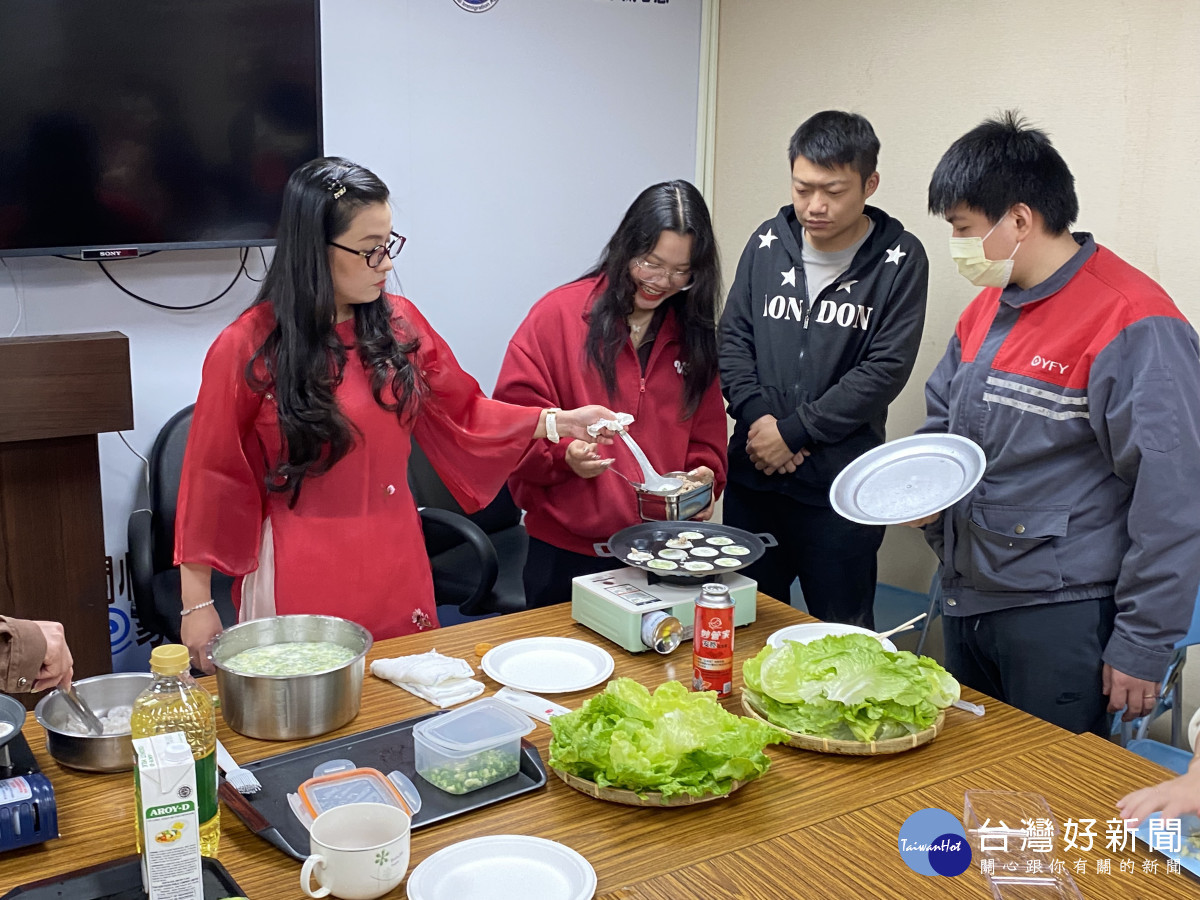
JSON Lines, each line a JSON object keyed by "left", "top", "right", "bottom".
{"left": 493, "top": 276, "right": 728, "bottom": 555}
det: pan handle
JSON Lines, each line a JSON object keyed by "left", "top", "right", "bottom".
{"left": 594, "top": 542, "right": 615, "bottom": 557}
{"left": 757, "top": 532, "right": 779, "bottom": 548}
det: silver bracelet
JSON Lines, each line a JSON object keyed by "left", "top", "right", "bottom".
{"left": 180, "top": 598, "right": 216, "bottom": 617}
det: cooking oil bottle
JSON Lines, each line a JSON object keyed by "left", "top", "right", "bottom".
{"left": 131, "top": 644, "right": 219, "bottom": 857}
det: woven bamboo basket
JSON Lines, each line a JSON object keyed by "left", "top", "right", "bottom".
{"left": 741, "top": 689, "right": 944, "bottom": 756}
{"left": 550, "top": 765, "right": 748, "bottom": 807}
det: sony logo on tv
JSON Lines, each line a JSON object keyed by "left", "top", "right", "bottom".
{"left": 81, "top": 248, "right": 140, "bottom": 260}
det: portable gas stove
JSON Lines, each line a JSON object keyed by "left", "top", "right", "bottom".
{"left": 571, "top": 567, "right": 758, "bottom": 654}
{"left": 572, "top": 521, "right": 773, "bottom": 654}
{"left": 0, "top": 694, "right": 58, "bottom": 852}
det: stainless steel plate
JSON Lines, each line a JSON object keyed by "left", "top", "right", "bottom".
{"left": 830, "top": 434, "right": 986, "bottom": 526}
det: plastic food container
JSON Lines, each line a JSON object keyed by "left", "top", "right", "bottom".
{"left": 963, "top": 790, "right": 1059, "bottom": 856}
{"left": 299, "top": 765, "right": 410, "bottom": 818}
{"left": 963, "top": 791, "right": 1082, "bottom": 900}
{"left": 412, "top": 698, "right": 534, "bottom": 795}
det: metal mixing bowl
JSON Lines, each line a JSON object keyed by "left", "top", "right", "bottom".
{"left": 210, "top": 614, "right": 372, "bottom": 741}
{"left": 34, "top": 672, "right": 153, "bottom": 772}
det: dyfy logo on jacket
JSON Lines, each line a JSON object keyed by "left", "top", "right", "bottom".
{"left": 1030, "top": 355, "right": 1070, "bottom": 375}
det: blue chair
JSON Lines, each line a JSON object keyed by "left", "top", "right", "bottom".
{"left": 870, "top": 567, "right": 943, "bottom": 658}
{"left": 1127, "top": 738, "right": 1192, "bottom": 775}
{"left": 1113, "top": 588, "right": 1200, "bottom": 748}
{"left": 915, "top": 568, "right": 943, "bottom": 659}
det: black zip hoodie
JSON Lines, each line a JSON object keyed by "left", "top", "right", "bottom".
{"left": 720, "top": 204, "right": 928, "bottom": 505}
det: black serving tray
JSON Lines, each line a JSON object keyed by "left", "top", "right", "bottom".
{"left": 234, "top": 711, "right": 547, "bottom": 860}
{"left": 1, "top": 855, "right": 246, "bottom": 900}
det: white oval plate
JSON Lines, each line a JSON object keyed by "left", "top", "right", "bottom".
{"left": 407, "top": 835, "right": 597, "bottom": 900}
{"left": 767, "top": 623, "right": 898, "bottom": 653}
{"left": 829, "top": 434, "right": 986, "bottom": 526}
{"left": 481, "top": 638, "right": 614, "bottom": 694}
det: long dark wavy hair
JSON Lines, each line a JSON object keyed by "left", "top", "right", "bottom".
{"left": 247, "top": 157, "right": 421, "bottom": 505}
{"left": 581, "top": 180, "right": 720, "bottom": 419}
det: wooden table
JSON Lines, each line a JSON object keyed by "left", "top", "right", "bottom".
{"left": 600, "top": 734, "right": 1200, "bottom": 899}
{"left": 0, "top": 596, "right": 1171, "bottom": 898}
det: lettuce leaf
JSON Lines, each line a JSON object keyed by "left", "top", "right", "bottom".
{"left": 742, "top": 634, "right": 959, "bottom": 742}
{"left": 548, "top": 678, "right": 786, "bottom": 800}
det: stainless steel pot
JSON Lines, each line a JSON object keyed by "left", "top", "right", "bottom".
{"left": 210, "top": 615, "right": 372, "bottom": 741}
{"left": 34, "top": 672, "right": 153, "bottom": 772}
{"left": 634, "top": 471, "right": 714, "bottom": 521}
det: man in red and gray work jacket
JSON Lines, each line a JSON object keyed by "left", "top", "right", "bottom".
{"left": 915, "top": 111, "right": 1200, "bottom": 735}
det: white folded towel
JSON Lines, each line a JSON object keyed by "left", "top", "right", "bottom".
{"left": 371, "top": 650, "right": 485, "bottom": 708}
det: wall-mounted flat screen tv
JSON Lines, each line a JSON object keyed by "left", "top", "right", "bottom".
{"left": 0, "top": 0, "right": 322, "bottom": 258}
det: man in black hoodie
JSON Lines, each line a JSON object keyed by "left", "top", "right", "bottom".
{"left": 719, "top": 111, "right": 928, "bottom": 628}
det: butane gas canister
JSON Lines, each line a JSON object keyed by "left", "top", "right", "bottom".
{"left": 0, "top": 773, "right": 58, "bottom": 852}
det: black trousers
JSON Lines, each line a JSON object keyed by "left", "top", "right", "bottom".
{"left": 943, "top": 597, "right": 1116, "bottom": 736}
{"left": 523, "top": 537, "right": 618, "bottom": 609}
{"left": 723, "top": 482, "right": 884, "bottom": 629}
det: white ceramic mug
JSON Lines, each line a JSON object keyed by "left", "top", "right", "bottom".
{"left": 300, "top": 802, "right": 411, "bottom": 900}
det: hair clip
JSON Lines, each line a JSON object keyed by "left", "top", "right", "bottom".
{"left": 325, "top": 177, "right": 346, "bottom": 200}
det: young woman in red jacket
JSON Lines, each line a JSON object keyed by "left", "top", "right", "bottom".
{"left": 494, "top": 180, "right": 728, "bottom": 608}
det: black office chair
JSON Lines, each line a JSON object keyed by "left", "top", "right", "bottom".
{"left": 127, "top": 405, "right": 237, "bottom": 644}
{"left": 408, "top": 439, "right": 528, "bottom": 623}
{"left": 129, "top": 408, "right": 525, "bottom": 635}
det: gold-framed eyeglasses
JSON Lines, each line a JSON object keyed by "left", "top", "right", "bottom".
{"left": 632, "top": 257, "right": 693, "bottom": 290}
{"left": 329, "top": 231, "right": 406, "bottom": 268}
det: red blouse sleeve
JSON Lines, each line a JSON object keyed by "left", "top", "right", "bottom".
{"left": 493, "top": 328, "right": 574, "bottom": 495}
{"left": 174, "top": 315, "right": 269, "bottom": 575}
{"left": 397, "top": 297, "right": 541, "bottom": 514}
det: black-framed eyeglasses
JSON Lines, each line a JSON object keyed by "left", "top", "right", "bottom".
{"left": 329, "top": 231, "right": 406, "bottom": 268}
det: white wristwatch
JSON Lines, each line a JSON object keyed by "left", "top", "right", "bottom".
{"left": 545, "top": 408, "right": 563, "bottom": 443}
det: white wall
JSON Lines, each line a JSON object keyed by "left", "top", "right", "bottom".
{"left": 324, "top": 0, "right": 703, "bottom": 391}
{"left": 713, "top": 0, "right": 1200, "bottom": 594}
{"left": 1, "top": 0, "right": 704, "bottom": 669}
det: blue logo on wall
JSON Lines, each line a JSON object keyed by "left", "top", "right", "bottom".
{"left": 109, "top": 606, "right": 133, "bottom": 655}
{"left": 454, "top": 0, "right": 499, "bottom": 12}
{"left": 898, "top": 808, "right": 972, "bottom": 876}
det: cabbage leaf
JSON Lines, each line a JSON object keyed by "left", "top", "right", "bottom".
{"left": 548, "top": 678, "right": 785, "bottom": 800}
{"left": 742, "top": 634, "right": 959, "bottom": 742}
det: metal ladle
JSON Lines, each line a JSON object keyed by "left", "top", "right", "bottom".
{"left": 606, "top": 466, "right": 659, "bottom": 493}
{"left": 617, "top": 432, "right": 683, "bottom": 493}
{"left": 60, "top": 683, "right": 105, "bottom": 735}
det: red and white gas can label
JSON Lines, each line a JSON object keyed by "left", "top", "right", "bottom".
{"left": 0, "top": 776, "right": 32, "bottom": 804}
{"left": 692, "top": 606, "right": 734, "bottom": 698}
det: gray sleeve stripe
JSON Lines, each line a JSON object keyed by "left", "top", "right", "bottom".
{"left": 982, "top": 393, "right": 1092, "bottom": 420}
{"left": 985, "top": 376, "right": 1089, "bottom": 406}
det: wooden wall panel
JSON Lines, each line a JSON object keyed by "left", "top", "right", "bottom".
{"left": 0, "top": 332, "right": 133, "bottom": 443}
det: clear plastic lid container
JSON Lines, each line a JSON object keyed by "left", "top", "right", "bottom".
{"left": 413, "top": 698, "right": 534, "bottom": 755}
{"left": 963, "top": 790, "right": 1059, "bottom": 859}
{"left": 964, "top": 791, "right": 1081, "bottom": 900}
{"left": 412, "top": 698, "right": 535, "bottom": 795}
{"left": 299, "top": 766, "right": 409, "bottom": 818}
{"left": 987, "top": 872, "right": 1083, "bottom": 900}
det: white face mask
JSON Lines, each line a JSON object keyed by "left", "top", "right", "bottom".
{"left": 948, "top": 214, "right": 1021, "bottom": 288}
